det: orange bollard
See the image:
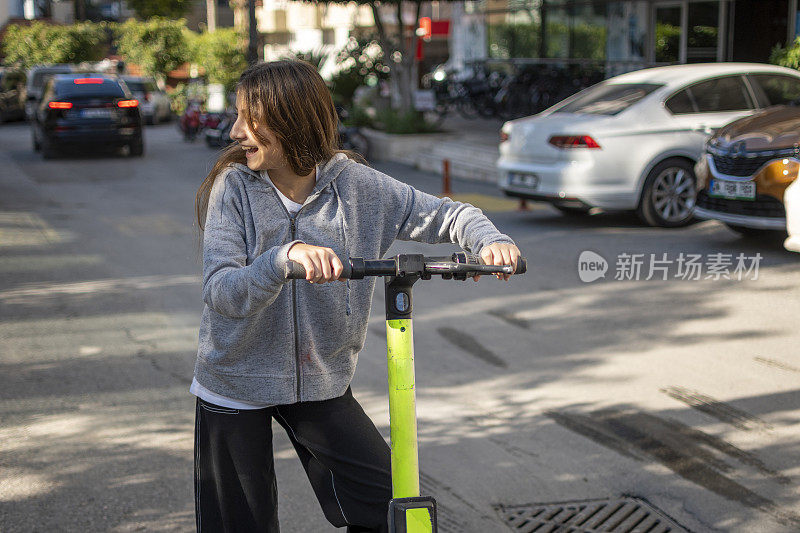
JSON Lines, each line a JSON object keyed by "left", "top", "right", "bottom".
{"left": 442, "top": 159, "right": 452, "bottom": 196}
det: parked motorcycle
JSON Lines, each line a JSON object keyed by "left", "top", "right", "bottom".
{"left": 205, "top": 109, "right": 235, "bottom": 148}
{"left": 180, "top": 100, "right": 224, "bottom": 142}
{"left": 180, "top": 100, "right": 202, "bottom": 141}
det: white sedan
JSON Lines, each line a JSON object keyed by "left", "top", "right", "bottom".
{"left": 497, "top": 63, "right": 800, "bottom": 226}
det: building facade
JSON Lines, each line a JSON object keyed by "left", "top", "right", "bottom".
{"left": 458, "top": 0, "right": 800, "bottom": 76}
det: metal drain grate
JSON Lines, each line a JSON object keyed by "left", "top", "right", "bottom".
{"left": 497, "top": 497, "right": 690, "bottom": 533}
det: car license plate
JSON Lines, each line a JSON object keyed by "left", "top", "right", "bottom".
{"left": 709, "top": 179, "right": 755, "bottom": 201}
{"left": 81, "top": 108, "right": 112, "bottom": 118}
{"left": 509, "top": 172, "right": 539, "bottom": 189}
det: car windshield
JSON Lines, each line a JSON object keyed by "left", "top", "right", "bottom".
{"left": 554, "top": 83, "right": 663, "bottom": 115}
{"left": 55, "top": 78, "right": 125, "bottom": 99}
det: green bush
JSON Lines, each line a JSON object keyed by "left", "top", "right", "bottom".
{"left": 488, "top": 22, "right": 540, "bottom": 59}
{"left": 771, "top": 37, "right": 800, "bottom": 69}
{"left": 342, "top": 105, "right": 374, "bottom": 128}
{"left": 374, "top": 108, "right": 439, "bottom": 134}
{"left": 1, "top": 21, "right": 108, "bottom": 69}
{"left": 167, "top": 81, "right": 207, "bottom": 115}
{"left": 114, "top": 18, "right": 189, "bottom": 83}
{"left": 189, "top": 28, "right": 247, "bottom": 93}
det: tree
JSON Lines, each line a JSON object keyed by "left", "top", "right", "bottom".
{"left": 189, "top": 28, "right": 248, "bottom": 92}
{"left": 1, "top": 21, "right": 108, "bottom": 69}
{"left": 114, "top": 18, "right": 189, "bottom": 83}
{"left": 126, "top": 0, "right": 194, "bottom": 20}
{"left": 328, "top": 37, "right": 389, "bottom": 106}
{"left": 314, "top": 0, "right": 452, "bottom": 113}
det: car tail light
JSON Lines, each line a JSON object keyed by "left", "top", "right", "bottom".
{"left": 74, "top": 78, "right": 104, "bottom": 84}
{"left": 48, "top": 101, "right": 73, "bottom": 109}
{"left": 500, "top": 131, "right": 509, "bottom": 142}
{"left": 548, "top": 135, "right": 601, "bottom": 149}
{"left": 118, "top": 100, "right": 139, "bottom": 108}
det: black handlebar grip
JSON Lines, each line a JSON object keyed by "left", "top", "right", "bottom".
{"left": 455, "top": 252, "right": 527, "bottom": 275}
{"left": 284, "top": 260, "right": 353, "bottom": 280}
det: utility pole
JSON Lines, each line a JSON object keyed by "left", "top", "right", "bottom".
{"left": 539, "top": 0, "right": 547, "bottom": 59}
{"left": 247, "top": 0, "right": 258, "bottom": 64}
{"left": 75, "top": 0, "right": 87, "bottom": 21}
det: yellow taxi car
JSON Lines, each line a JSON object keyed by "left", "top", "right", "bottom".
{"left": 694, "top": 104, "right": 800, "bottom": 253}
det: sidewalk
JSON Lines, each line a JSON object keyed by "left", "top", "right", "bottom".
{"left": 364, "top": 115, "right": 506, "bottom": 184}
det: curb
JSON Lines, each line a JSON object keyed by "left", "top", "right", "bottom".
{"left": 361, "top": 128, "right": 500, "bottom": 184}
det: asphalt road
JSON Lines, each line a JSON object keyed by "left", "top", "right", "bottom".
{"left": 1, "top": 121, "right": 799, "bottom": 532}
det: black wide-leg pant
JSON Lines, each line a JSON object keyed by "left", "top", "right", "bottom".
{"left": 194, "top": 388, "right": 393, "bottom": 532}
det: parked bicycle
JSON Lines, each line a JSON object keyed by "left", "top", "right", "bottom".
{"left": 424, "top": 61, "right": 605, "bottom": 123}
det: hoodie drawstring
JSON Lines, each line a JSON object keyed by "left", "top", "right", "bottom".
{"left": 331, "top": 180, "right": 352, "bottom": 316}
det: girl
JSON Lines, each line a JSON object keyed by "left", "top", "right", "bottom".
{"left": 192, "top": 60, "right": 520, "bottom": 532}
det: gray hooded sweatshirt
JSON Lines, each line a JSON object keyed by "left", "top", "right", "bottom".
{"left": 195, "top": 153, "right": 515, "bottom": 405}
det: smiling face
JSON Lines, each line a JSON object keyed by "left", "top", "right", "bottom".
{"left": 229, "top": 93, "right": 286, "bottom": 172}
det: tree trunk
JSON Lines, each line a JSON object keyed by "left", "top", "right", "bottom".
{"left": 247, "top": 0, "right": 259, "bottom": 64}
{"left": 369, "top": 0, "right": 422, "bottom": 114}
{"left": 393, "top": 0, "right": 416, "bottom": 113}
{"left": 75, "top": 0, "right": 86, "bottom": 21}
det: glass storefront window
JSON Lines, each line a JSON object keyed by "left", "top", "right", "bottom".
{"left": 571, "top": 4, "right": 607, "bottom": 60}
{"left": 543, "top": 2, "right": 606, "bottom": 60}
{"left": 687, "top": 2, "right": 719, "bottom": 63}
{"left": 483, "top": 1, "right": 607, "bottom": 61}
{"left": 655, "top": 5, "right": 681, "bottom": 63}
{"left": 545, "top": 5, "right": 570, "bottom": 58}
{"left": 487, "top": 7, "right": 540, "bottom": 59}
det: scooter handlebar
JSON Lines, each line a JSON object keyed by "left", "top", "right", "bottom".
{"left": 285, "top": 254, "right": 526, "bottom": 280}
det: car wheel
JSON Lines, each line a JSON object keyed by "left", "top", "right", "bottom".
{"left": 637, "top": 158, "right": 697, "bottom": 227}
{"left": 129, "top": 138, "right": 144, "bottom": 157}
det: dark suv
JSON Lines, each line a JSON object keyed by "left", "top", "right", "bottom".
{"left": 31, "top": 74, "right": 143, "bottom": 158}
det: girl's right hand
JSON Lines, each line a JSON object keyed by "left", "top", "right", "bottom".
{"left": 287, "top": 243, "right": 344, "bottom": 283}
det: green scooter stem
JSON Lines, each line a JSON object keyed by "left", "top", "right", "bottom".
{"left": 385, "top": 274, "right": 435, "bottom": 533}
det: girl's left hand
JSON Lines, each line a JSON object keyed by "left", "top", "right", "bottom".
{"left": 473, "top": 242, "right": 521, "bottom": 282}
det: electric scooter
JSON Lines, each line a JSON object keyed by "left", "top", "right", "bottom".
{"left": 287, "top": 252, "right": 527, "bottom": 533}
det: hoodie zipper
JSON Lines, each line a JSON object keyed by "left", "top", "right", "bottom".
{"left": 289, "top": 216, "right": 302, "bottom": 402}
{"left": 263, "top": 177, "right": 328, "bottom": 403}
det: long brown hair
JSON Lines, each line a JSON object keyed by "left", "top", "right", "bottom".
{"left": 194, "top": 60, "right": 344, "bottom": 233}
